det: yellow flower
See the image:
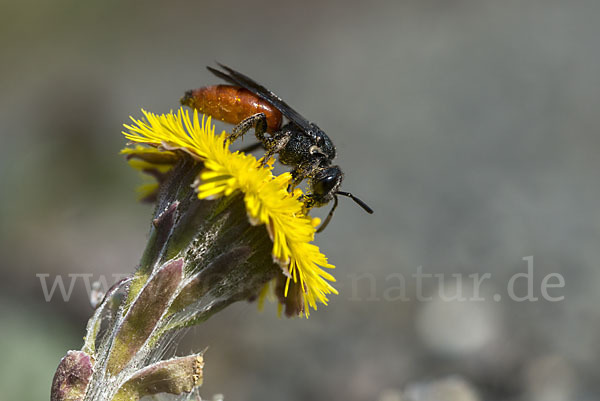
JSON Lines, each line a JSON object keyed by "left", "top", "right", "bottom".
{"left": 122, "top": 108, "right": 337, "bottom": 316}
{"left": 121, "top": 146, "right": 178, "bottom": 201}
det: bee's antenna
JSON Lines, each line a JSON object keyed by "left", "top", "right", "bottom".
{"left": 336, "top": 191, "right": 374, "bottom": 214}
{"left": 316, "top": 192, "right": 373, "bottom": 233}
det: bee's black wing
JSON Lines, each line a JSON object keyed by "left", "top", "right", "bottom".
{"left": 207, "top": 63, "right": 313, "bottom": 132}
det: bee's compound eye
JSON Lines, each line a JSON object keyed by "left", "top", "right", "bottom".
{"left": 313, "top": 174, "right": 337, "bottom": 196}
{"left": 309, "top": 145, "right": 321, "bottom": 155}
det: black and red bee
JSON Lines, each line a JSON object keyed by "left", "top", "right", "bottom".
{"left": 181, "top": 63, "right": 373, "bottom": 232}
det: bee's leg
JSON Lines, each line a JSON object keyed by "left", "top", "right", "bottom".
{"left": 227, "top": 113, "right": 268, "bottom": 144}
{"left": 315, "top": 195, "right": 338, "bottom": 233}
{"left": 288, "top": 160, "right": 319, "bottom": 189}
{"left": 259, "top": 134, "right": 290, "bottom": 167}
{"left": 288, "top": 167, "right": 309, "bottom": 190}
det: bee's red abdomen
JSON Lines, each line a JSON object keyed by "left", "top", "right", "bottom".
{"left": 182, "top": 85, "right": 282, "bottom": 133}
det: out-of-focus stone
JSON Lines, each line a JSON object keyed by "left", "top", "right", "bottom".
{"left": 402, "top": 376, "right": 480, "bottom": 401}
{"left": 525, "top": 355, "right": 575, "bottom": 401}
{"left": 415, "top": 282, "right": 500, "bottom": 356}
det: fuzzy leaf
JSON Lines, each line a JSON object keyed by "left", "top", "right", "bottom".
{"left": 111, "top": 354, "right": 204, "bottom": 401}
{"left": 106, "top": 258, "right": 184, "bottom": 375}
{"left": 51, "top": 351, "right": 94, "bottom": 401}
{"left": 169, "top": 246, "right": 251, "bottom": 313}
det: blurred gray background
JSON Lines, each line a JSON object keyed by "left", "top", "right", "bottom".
{"left": 1, "top": 1, "right": 599, "bottom": 400}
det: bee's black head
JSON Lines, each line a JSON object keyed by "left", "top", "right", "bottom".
{"left": 310, "top": 166, "right": 344, "bottom": 206}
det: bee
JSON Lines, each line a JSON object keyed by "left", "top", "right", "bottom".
{"left": 181, "top": 63, "right": 373, "bottom": 232}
